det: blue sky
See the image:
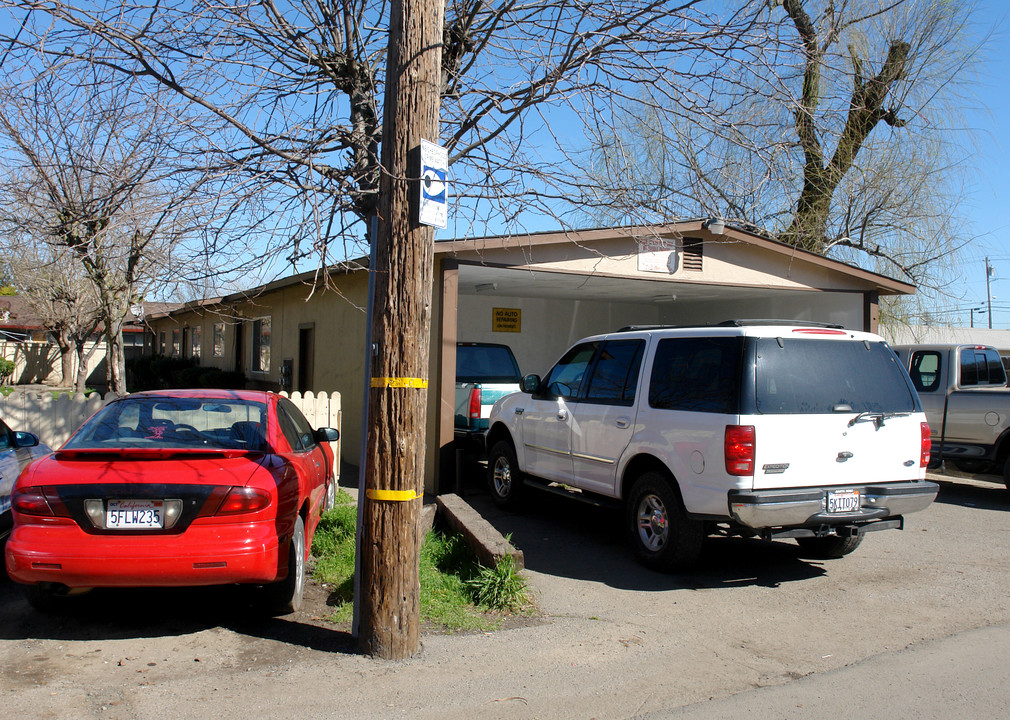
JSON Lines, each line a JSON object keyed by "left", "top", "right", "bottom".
{"left": 946, "top": 0, "right": 1010, "bottom": 327}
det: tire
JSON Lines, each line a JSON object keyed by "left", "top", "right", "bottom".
{"left": 626, "top": 472, "right": 704, "bottom": 572}
{"left": 263, "top": 516, "right": 306, "bottom": 615}
{"left": 1003, "top": 456, "right": 1010, "bottom": 492}
{"left": 795, "top": 533, "right": 864, "bottom": 559}
{"left": 486, "top": 440, "right": 524, "bottom": 508}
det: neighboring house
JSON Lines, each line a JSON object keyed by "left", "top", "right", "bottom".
{"left": 147, "top": 220, "right": 917, "bottom": 492}
{"left": 0, "top": 296, "right": 177, "bottom": 389}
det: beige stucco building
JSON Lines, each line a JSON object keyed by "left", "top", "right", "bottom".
{"left": 146, "top": 221, "right": 915, "bottom": 492}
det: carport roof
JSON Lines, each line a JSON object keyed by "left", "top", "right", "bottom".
{"left": 434, "top": 221, "right": 916, "bottom": 301}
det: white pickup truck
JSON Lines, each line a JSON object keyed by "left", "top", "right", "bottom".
{"left": 486, "top": 322, "right": 938, "bottom": 571}
{"left": 892, "top": 343, "right": 1010, "bottom": 487}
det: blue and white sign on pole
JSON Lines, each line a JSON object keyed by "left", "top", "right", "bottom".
{"left": 419, "top": 139, "right": 448, "bottom": 229}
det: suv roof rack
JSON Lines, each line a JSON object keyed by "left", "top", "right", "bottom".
{"left": 615, "top": 320, "right": 848, "bottom": 333}
{"left": 615, "top": 324, "right": 706, "bottom": 332}
{"left": 718, "top": 319, "right": 847, "bottom": 329}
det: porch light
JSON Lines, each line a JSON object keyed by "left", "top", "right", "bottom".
{"left": 703, "top": 217, "right": 725, "bottom": 235}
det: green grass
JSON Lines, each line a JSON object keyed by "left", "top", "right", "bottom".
{"left": 311, "top": 490, "right": 358, "bottom": 624}
{"left": 310, "top": 491, "right": 533, "bottom": 632}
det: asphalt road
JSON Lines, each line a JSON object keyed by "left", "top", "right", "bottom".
{"left": 2, "top": 470, "right": 1010, "bottom": 719}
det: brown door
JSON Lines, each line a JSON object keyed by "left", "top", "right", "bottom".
{"left": 298, "top": 326, "right": 314, "bottom": 393}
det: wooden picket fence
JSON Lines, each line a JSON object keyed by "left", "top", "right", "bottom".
{"left": 0, "top": 389, "right": 342, "bottom": 477}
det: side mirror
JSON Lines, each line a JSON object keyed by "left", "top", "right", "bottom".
{"left": 314, "top": 427, "right": 340, "bottom": 443}
{"left": 521, "top": 374, "right": 542, "bottom": 394}
{"left": 13, "top": 431, "right": 40, "bottom": 448}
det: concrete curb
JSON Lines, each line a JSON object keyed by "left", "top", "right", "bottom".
{"left": 435, "top": 493, "right": 525, "bottom": 570}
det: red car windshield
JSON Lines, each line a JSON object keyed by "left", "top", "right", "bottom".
{"left": 65, "top": 397, "right": 269, "bottom": 451}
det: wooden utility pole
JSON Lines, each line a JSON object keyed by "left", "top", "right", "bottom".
{"left": 356, "top": 0, "right": 444, "bottom": 659}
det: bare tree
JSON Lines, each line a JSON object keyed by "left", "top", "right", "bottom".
{"left": 586, "top": 0, "right": 985, "bottom": 300}
{"left": 0, "top": 1, "right": 760, "bottom": 274}
{"left": 6, "top": 245, "right": 103, "bottom": 391}
{"left": 0, "top": 62, "right": 215, "bottom": 393}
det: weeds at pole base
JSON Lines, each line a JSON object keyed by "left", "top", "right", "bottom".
{"left": 311, "top": 491, "right": 535, "bottom": 632}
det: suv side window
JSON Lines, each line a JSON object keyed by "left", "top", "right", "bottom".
{"left": 540, "top": 342, "right": 598, "bottom": 399}
{"left": 649, "top": 337, "right": 742, "bottom": 413}
{"left": 583, "top": 340, "right": 644, "bottom": 406}
{"left": 909, "top": 351, "right": 942, "bottom": 393}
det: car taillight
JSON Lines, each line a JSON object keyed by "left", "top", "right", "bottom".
{"left": 12, "top": 487, "right": 54, "bottom": 516}
{"left": 11, "top": 487, "right": 70, "bottom": 518}
{"left": 468, "top": 387, "right": 481, "bottom": 421}
{"left": 216, "top": 487, "right": 272, "bottom": 515}
{"left": 725, "top": 425, "right": 755, "bottom": 476}
{"left": 921, "top": 422, "right": 932, "bottom": 468}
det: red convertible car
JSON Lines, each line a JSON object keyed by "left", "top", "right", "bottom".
{"left": 4, "top": 389, "right": 339, "bottom": 614}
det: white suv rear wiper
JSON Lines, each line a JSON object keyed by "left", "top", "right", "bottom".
{"left": 845, "top": 410, "right": 911, "bottom": 429}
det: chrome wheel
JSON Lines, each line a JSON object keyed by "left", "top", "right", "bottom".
{"left": 636, "top": 493, "right": 669, "bottom": 552}
{"left": 626, "top": 472, "right": 703, "bottom": 572}
{"left": 486, "top": 440, "right": 523, "bottom": 508}
{"left": 492, "top": 455, "right": 513, "bottom": 498}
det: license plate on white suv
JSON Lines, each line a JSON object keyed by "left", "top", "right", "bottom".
{"left": 827, "top": 489, "right": 860, "bottom": 513}
{"left": 107, "top": 500, "right": 165, "bottom": 529}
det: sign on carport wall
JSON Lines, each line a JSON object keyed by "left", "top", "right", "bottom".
{"left": 637, "top": 236, "right": 677, "bottom": 273}
{"left": 419, "top": 139, "right": 448, "bottom": 229}
{"left": 493, "top": 307, "right": 521, "bottom": 333}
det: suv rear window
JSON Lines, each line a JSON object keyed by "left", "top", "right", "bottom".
{"left": 753, "top": 338, "right": 916, "bottom": 414}
{"left": 456, "top": 344, "right": 522, "bottom": 383}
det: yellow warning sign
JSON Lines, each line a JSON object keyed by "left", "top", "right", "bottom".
{"left": 492, "top": 307, "right": 521, "bottom": 333}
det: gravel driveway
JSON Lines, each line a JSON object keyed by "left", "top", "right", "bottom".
{"left": 2, "top": 472, "right": 1009, "bottom": 719}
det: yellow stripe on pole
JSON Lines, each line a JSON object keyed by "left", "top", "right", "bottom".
{"left": 366, "top": 488, "right": 422, "bottom": 502}
{"left": 370, "top": 377, "right": 428, "bottom": 388}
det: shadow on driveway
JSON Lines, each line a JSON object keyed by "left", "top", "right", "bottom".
{"left": 931, "top": 475, "right": 1010, "bottom": 511}
{"left": 457, "top": 475, "right": 828, "bottom": 592}
{"left": 0, "top": 569, "right": 355, "bottom": 652}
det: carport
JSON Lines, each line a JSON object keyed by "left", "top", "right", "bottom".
{"left": 427, "top": 221, "right": 915, "bottom": 492}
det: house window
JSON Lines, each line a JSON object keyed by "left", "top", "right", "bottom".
{"left": 158, "top": 332, "right": 166, "bottom": 355}
{"left": 191, "top": 326, "right": 201, "bottom": 359}
{"left": 171, "top": 329, "right": 181, "bottom": 356}
{"left": 252, "top": 317, "right": 271, "bottom": 373}
{"left": 212, "top": 323, "right": 225, "bottom": 357}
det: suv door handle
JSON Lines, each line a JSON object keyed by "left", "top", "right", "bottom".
{"left": 615, "top": 417, "right": 630, "bottom": 429}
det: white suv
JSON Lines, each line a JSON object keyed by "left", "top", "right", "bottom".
{"left": 485, "top": 321, "right": 938, "bottom": 571}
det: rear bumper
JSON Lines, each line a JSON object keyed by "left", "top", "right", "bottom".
{"left": 4, "top": 520, "right": 285, "bottom": 589}
{"left": 454, "top": 428, "right": 488, "bottom": 455}
{"left": 728, "top": 480, "right": 939, "bottom": 530}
